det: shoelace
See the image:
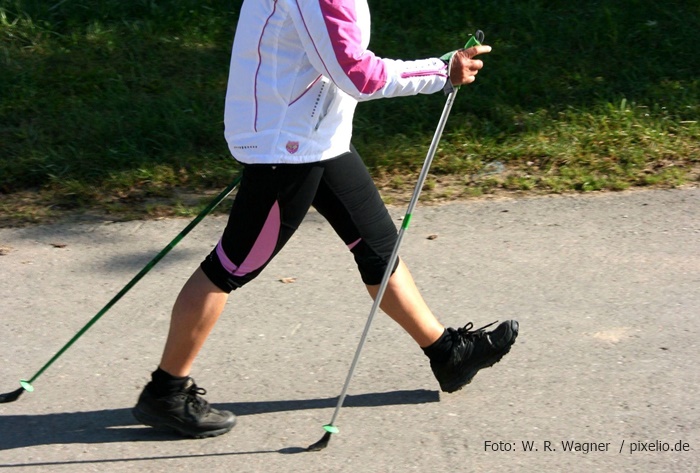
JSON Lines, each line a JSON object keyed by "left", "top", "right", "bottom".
{"left": 455, "top": 321, "right": 499, "bottom": 341}
{"left": 184, "top": 383, "right": 210, "bottom": 415}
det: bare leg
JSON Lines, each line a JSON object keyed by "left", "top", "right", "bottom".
{"left": 159, "top": 267, "right": 229, "bottom": 377}
{"left": 133, "top": 269, "right": 236, "bottom": 438}
{"left": 365, "top": 259, "right": 445, "bottom": 347}
{"left": 159, "top": 257, "right": 439, "bottom": 376}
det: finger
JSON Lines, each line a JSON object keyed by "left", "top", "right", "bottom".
{"left": 464, "top": 44, "right": 492, "bottom": 58}
{"left": 468, "top": 59, "right": 484, "bottom": 71}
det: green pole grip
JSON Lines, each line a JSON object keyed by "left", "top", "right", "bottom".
{"left": 440, "top": 30, "right": 483, "bottom": 62}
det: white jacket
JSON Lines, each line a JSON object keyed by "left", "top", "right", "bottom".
{"left": 224, "top": 0, "right": 449, "bottom": 164}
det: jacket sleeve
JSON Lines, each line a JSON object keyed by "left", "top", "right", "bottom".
{"left": 291, "top": 0, "right": 448, "bottom": 101}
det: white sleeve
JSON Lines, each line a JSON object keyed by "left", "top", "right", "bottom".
{"left": 291, "top": 0, "right": 448, "bottom": 101}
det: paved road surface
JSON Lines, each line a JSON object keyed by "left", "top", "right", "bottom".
{"left": 1, "top": 188, "right": 698, "bottom": 472}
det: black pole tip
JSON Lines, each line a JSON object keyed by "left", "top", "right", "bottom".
{"left": 306, "top": 431, "right": 332, "bottom": 452}
{"left": 0, "top": 387, "right": 25, "bottom": 404}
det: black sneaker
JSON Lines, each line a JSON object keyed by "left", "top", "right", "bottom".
{"left": 132, "top": 378, "right": 236, "bottom": 438}
{"left": 431, "top": 320, "right": 519, "bottom": 393}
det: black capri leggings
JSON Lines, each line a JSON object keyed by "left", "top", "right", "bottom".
{"left": 200, "top": 145, "right": 399, "bottom": 293}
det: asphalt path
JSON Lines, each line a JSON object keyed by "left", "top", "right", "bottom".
{"left": 1, "top": 187, "right": 698, "bottom": 472}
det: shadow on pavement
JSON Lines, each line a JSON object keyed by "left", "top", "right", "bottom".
{"left": 0, "top": 389, "right": 439, "bottom": 461}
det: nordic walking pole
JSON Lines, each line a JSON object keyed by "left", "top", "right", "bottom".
{"left": 307, "top": 31, "right": 485, "bottom": 452}
{"left": 0, "top": 175, "right": 242, "bottom": 404}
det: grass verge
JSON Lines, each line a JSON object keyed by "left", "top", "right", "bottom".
{"left": 1, "top": 0, "right": 698, "bottom": 226}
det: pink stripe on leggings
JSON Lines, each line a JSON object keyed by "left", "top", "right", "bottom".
{"left": 215, "top": 201, "right": 281, "bottom": 277}
{"left": 347, "top": 238, "right": 361, "bottom": 251}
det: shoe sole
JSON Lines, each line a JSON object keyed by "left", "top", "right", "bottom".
{"left": 132, "top": 406, "right": 236, "bottom": 439}
{"left": 441, "top": 320, "right": 519, "bottom": 393}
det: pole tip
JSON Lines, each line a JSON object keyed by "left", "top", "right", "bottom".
{"left": 306, "top": 431, "right": 333, "bottom": 452}
{"left": 0, "top": 380, "right": 33, "bottom": 404}
{"left": 0, "top": 387, "right": 25, "bottom": 404}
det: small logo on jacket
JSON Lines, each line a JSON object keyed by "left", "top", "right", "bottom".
{"left": 286, "top": 141, "right": 299, "bottom": 154}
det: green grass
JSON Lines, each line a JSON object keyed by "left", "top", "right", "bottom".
{"left": 1, "top": 0, "right": 698, "bottom": 225}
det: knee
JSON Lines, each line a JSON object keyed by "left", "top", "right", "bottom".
{"left": 351, "top": 241, "right": 399, "bottom": 285}
{"left": 200, "top": 251, "right": 259, "bottom": 293}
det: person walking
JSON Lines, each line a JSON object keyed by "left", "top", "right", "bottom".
{"left": 132, "top": 0, "right": 519, "bottom": 438}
